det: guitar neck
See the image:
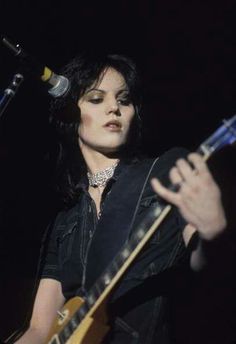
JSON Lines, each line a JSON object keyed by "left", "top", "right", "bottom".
{"left": 198, "top": 116, "right": 236, "bottom": 159}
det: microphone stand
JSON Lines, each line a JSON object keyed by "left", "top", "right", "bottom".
{"left": 0, "top": 73, "right": 24, "bottom": 119}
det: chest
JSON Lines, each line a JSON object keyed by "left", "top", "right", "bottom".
{"left": 88, "top": 186, "right": 105, "bottom": 219}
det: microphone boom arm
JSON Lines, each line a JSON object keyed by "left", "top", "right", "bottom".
{"left": 0, "top": 73, "right": 24, "bottom": 119}
{"left": 1, "top": 36, "right": 70, "bottom": 98}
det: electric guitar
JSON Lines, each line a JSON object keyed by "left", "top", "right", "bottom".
{"left": 46, "top": 115, "right": 236, "bottom": 344}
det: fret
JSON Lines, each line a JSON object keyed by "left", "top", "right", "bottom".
{"left": 135, "top": 227, "right": 145, "bottom": 240}
{"left": 95, "top": 278, "right": 105, "bottom": 294}
{"left": 86, "top": 290, "right": 97, "bottom": 307}
{"left": 153, "top": 204, "right": 164, "bottom": 217}
{"left": 77, "top": 301, "right": 90, "bottom": 319}
{"left": 129, "top": 232, "right": 143, "bottom": 249}
{"left": 58, "top": 331, "right": 67, "bottom": 344}
{"left": 129, "top": 215, "right": 153, "bottom": 247}
{"left": 120, "top": 246, "right": 131, "bottom": 260}
{"left": 199, "top": 115, "right": 236, "bottom": 156}
{"left": 201, "top": 132, "right": 231, "bottom": 153}
{"left": 102, "top": 272, "right": 112, "bottom": 286}
{"left": 86, "top": 280, "right": 104, "bottom": 306}
{"left": 198, "top": 144, "right": 211, "bottom": 156}
{"left": 108, "top": 259, "right": 119, "bottom": 276}
{"left": 62, "top": 325, "right": 72, "bottom": 341}
{"left": 87, "top": 260, "right": 120, "bottom": 299}
{"left": 59, "top": 314, "right": 80, "bottom": 343}
{"left": 113, "top": 245, "right": 131, "bottom": 269}
{"left": 70, "top": 314, "right": 80, "bottom": 330}
{"left": 100, "top": 261, "right": 118, "bottom": 288}
{"left": 139, "top": 205, "right": 165, "bottom": 230}
{"left": 223, "top": 118, "right": 236, "bottom": 137}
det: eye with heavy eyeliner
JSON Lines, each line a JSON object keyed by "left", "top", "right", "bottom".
{"left": 117, "top": 94, "right": 131, "bottom": 106}
{"left": 85, "top": 89, "right": 131, "bottom": 106}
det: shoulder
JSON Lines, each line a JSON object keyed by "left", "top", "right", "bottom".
{"left": 46, "top": 196, "right": 84, "bottom": 238}
{"left": 151, "top": 146, "right": 189, "bottom": 174}
{"left": 160, "top": 146, "right": 189, "bottom": 160}
{"left": 130, "top": 147, "right": 189, "bottom": 175}
{"left": 114, "top": 148, "right": 189, "bottom": 200}
{"left": 128, "top": 147, "right": 189, "bottom": 196}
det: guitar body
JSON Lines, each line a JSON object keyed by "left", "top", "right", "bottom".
{"left": 46, "top": 297, "right": 110, "bottom": 344}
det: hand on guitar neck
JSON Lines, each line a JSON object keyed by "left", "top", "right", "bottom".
{"left": 151, "top": 152, "right": 227, "bottom": 241}
{"left": 151, "top": 152, "right": 227, "bottom": 270}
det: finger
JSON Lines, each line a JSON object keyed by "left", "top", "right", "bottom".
{"left": 151, "top": 178, "right": 180, "bottom": 205}
{"left": 187, "top": 153, "right": 209, "bottom": 175}
{"left": 169, "top": 167, "right": 185, "bottom": 192}
{"left": 169, "top": 166, "right": 184, "bottom": 185}
{"left": 175, "top": 158, "right": 196, "bottom": 182}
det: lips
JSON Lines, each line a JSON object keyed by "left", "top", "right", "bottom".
{"left": 103, "top": 120, "right": 122, "bottom": 130}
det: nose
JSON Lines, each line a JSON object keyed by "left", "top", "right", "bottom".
{"left": 107, "top": 98, "right": 121, "bottom": 116}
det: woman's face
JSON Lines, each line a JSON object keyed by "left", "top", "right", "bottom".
{"left": 77, "top": 68, "right": 135, "bottom": 155}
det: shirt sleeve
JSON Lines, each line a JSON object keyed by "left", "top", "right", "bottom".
{"left": 37, "top": 213, "right": 63, "bottom": 281}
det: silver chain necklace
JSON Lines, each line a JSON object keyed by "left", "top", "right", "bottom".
{"left": 87, "top": 161, "right": 119, "bottom": 187}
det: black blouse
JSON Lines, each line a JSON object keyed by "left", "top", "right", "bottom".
{"left": 39, "top": 147, "right": 189, "bottom": 343}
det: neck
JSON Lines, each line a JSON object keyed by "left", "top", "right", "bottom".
{"left": 80, "top": 143, "right": 119, "bottom": 174}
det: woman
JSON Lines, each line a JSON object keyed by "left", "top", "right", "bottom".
{"left": 15, "top": 53, "right": 226, "bottom": 343}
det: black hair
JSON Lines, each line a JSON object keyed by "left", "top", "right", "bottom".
{"left": 49, "top": 52, "right": 143, "bottom": 206}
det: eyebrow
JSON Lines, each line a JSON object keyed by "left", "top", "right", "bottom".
{"left": 85, "top": 87, "right": 129, "bottom": 95}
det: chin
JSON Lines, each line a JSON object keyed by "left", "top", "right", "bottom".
{"left": 99, "top": 137, "right": 126, "bottom": 150}
{"left": 98, "top": 142, "right": 126, "bottom": 155}
{"left": 99, "top": 146, "right": 120, "bottom": 155}
{"left": 80, "top": 136, "right": 129, "bottom": 156}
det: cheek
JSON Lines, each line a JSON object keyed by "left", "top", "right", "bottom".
{"left": 80, "top": 112, "right": 93, "bottom": 127}
{"left": 125, "top": 110, "right": 135, "bottom": 128}
{"left": 78, "top": 112, "right": 94, "bottom": 140}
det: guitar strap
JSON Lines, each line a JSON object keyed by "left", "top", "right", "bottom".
{"left": 84, "top": 157, "right": 159, "bottom": 291}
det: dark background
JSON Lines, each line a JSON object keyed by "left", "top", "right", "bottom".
{"left": 0, "top": 0, "right": 236, "bottom": 343}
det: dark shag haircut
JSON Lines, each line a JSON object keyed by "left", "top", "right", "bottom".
{"left": 49, "top": 52, "right": 143, "bottom": 206}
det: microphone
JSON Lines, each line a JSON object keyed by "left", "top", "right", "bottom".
{"left": 1, "top": 36, "right": 70, "bottom": 98}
